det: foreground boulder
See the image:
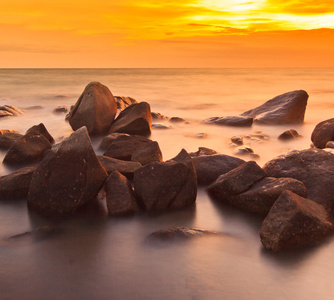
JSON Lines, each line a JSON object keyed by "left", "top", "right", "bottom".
{"left": 109, "top": 102, "right": 152, "bottom": 136}
{"left": 105, "top": 171, "right": 139, "bottom": 216}
{"left": 134, "top": 149, "right": 197, "bottom": 213}
{"left": 98, "top": 155, "right": 142, "bottom": 178}
{"left": 192, "top": 154, "right": 245, "bottom": 185}
{"left": 131, "top": 141, "right": 163, "bottom": 165}
{"left": 260, "top": 191, "right": 333, "bottom": 252}
{"left": 0, "top": 132, "right": 23, "bottom": 150}
{"left": 263, "top": 148, "right": 334, "bottom": 213}
{"left": 148, "top": 227, "right": 222, "bottom": 240}
{"left": 241, "top": 90, "right": 308, "bottom": 124}
{"left": 68, "top": 82, "right": 117, "bottom": 135}
{"left": 98, "top": 133, "right": 129, "bottom": 150}
{"left": 311, "top": 118, "right": 334, "bottom": 149}
{"left": 0, "top": 167, "right": 36, "bottom": 200}
{"left": 203, "top": 116, "right": 253, "bottom": 127}
{"left": 27, "top": 127, "right": 108, "bottom": 217}
{"left": 26, "top": 123, "right": 54, "bottom": 144}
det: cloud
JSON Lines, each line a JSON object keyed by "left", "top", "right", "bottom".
{"left": 265, "top": 0, "right": 334, "bottom": 14}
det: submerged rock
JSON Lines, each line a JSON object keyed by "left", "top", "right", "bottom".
{"left": 148, "top": 227, "right": 222, "bottom": 240}
{"left": 53, "top": 106, "right": 68, "bottom": 113}
{"left": 241, "top": 90, "right": 308, "bottom": 124}
{"left": 260, "top": 191, "right": 333, "bottom": 252}
{"left": 8, "top": 226, "right": 62, "bottom": 241}
{"left": 169, "top": 117, "right": 185, "bottom": 123}
{"left": 278, "top": 129, "right": 301, "bottom": 140}
{"left": 311, "top": 118, "right": 334, "bottom": 149}
{"left": 203, "top": 116, "right": 253, "bottom": 127}
{"left": 68, "top": 82, "right": 117, "bottom": 135}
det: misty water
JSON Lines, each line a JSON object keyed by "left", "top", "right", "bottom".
{"left": 1, "top": 68, "right": 334, "bottom": 299}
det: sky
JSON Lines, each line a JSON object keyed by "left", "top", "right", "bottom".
{"left": 1, "top": 0, "right": 334, "bottom": 68}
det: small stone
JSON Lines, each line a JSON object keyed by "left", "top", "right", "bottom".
{"left": 325, "top": 141, "right": 334, "bottom": 149}
{"left": 231, "top": 136, "right": 243, "bottom": 145}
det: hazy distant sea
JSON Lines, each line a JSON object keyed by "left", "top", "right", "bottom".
{"left": 1, "top": 68, "right": 334, "bottom": 300}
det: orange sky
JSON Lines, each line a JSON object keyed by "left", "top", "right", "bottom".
{"left": 1, "top": 0, "right": 334, "bottom": 68}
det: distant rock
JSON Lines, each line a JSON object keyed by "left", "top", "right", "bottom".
{"left": 278, "top": 129, "right": 301, "bottom": 140}
{"left": 0, "top": 132, "right": 23, "bottom": 150}
{"left": 53, "top": 106, "right": 68, "bottom": 113}
{"left": 24, "top": 106, "right": 44, "bottom": 110}
{"left": 0, "top": 166, "right": 36, "bottom": 200}
{"left": 114, "top": 96, "right": 138, "bottom": 111}
{"left": 148, "top": 227, "right": 222, "bottom": 240}
{"left": 68, "top": 82, "right": 117, "bottom": 135}
{"left": 0, "top": 105, "right": 23, "bottom": 117}
{"left": 109, "top": 102, "right": 152, "bottom": 136}
{"left": 311, "top": 118, "right": 334, "bottom": 149}
{"left": 151, "top": 123, "right": 172, "bottom": 130}
{"left": 192, "top": 154, "right": 245, "bottom": 185}
{"left": 260, "top": 191, "right": 333, "bottom": 252}
{"left": 27, "top": 127, "right": 108, "bottom": 217}
{"left": 98, "top": 155, "right": 142, "bottom": 178}
{"left": 234, "top": 145, "right": 254, "bottom": 156}
{"left": 151, "top": 112, "right": 168, "bottom": 120}
{"left": 106, "top": 171, "right": 139, "bottom": 216}
{"left": 241, "top": 90, "right": 308, "bottom": 124}
{"left": 169, "top": 117, "right": 185, "bottom": 123}
{"left": 189, "top": 147, "right": 217, "bottom": 157}
{"left": 131, "top": 141, "right": 163, "bottom": 165}
{"left": 231, "top": 136, "right": 243, "bottom": 145}
{"left": 203, "top": 116, "right": 253, "bottom": 127}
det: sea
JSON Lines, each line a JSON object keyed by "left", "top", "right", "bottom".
{"left": 0, "top": 68, "right": 334, "bottom": 299}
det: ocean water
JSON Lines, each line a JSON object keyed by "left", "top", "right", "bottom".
{"left": 1, "top": 68, "right": 334, "bottom": 299}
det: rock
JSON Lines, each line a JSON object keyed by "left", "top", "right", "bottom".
{"left": 234, "top": 145, "right": 254, "bottom": 156}
{"left": 148, "top": 227, "right": 222, "bottom": 240}
{"left": 241, "top": 90, "right": 308, "bottom": 124}
{"left": 245, "top": 133, "right": 270, "bottom": 140}
{"left": 26, "top": 123, "right": 54, "bottom": 144}
{"left": 133, "top": 149, "right": 197, "bottom": 213}
{"left": 231, "top": 136, "right": 243, "bottom": 145}
{"left": 27, "top": 127, "right": 108, "bottom": 217}
{"left": 278, "top": 129, "right": 301, "bottom": 140}
{"left": 68, "top": 82, "right": 117, "bottom": 135}
{"left": 192, "top": 154, "right": 245, "bottom": 185}
{"left": 0, "top": 166, "right": 36, "bottom": 200}
{"left": 3, "top": 131, "right": 52, "bottom": 165}
{"left": 131, "top": 141, "right": 163, "bottom": 165}
{"left": 325, "top": 141, "right": 334, "bottom": 149}
{"left": 105, "top": 171, "right": 139, "bottom": 216}
{"left": 311, "top": 118, "right": 334, "bottom": 149}
{"left": 195, "top": 133, "right": 207, "bottom": 139}
{"left": 0, "top": 132, "right": 23, "bottom": 150}
{"left": 169, "top": 117, "right": 185, "bottom": 123}
{"left": 263, "top": 148, "right": 334, "bottom": 213}
{"left": 114, "top": 96, "right": 138, "bottom": 111}
{"left": 0, "top": 129, "right": 19, "bottom": 135}
{"left": 260, "top": 191, "right": 333, "bottom": 252}
{"left": 98, "top": 155, "right": 142, "bottom": 178}
{"left": 226, "top": 177, "right": 307, "bottom": 215}
{"left": 109, "top": 102, "right": 152, "bottom": 136}
{"left": 104, "top": 134, "right": 152, "bottom": 161}
{"left": 9, "top": 225, "right": 62, "bottom": 241}
{"left": 151, "top": 112, "right": 168, "bottom": 120}
{"left": 203, "top": 116, "right": 253, "bottom": 127}
{"left": 189, "top": 147, "right": 217, "bottom": 157}
{"left": 98, "top": 133, "right": 129, "bottom": 150}
{"left": 151, "top": 123, "right": 172, "bottom": 129}
{"left": 207, "top": 161, "right": 266, "bottom": 200}
{"left": 53, "top": 106, "right": 68, "bottom": 113}
{"left": 0, "top": 105, "right": 23, "bottom": 117}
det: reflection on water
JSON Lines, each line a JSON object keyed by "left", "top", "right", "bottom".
{"left": 1, "top": 69, "right": 334, "bottom": 299}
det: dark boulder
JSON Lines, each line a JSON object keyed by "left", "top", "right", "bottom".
{"left": 227, "top": 177, "right": 307, "bottom": 215}
{"left": 27, "top": 127, "right": 108, "bottom": 217}
{"left": 263, "top": 148, "right": 334, "bottom": 213}
{"left": 241, "top": 90, "right": 308, "bottom": 124}
{"left": 148, "top": 227, "right": 222, "bottom": 240}
{"left": 131, "top": 141, "right": 163, "bottom": 165}
{"left": 98, "top": 133, "right": 129, "bottom": 150}
{"left": 203, "top": 116, "right": 253, "bottom": 127}
{"left": 105, "top": 171, "right": 139, "bottom": 216}
{"left": 260, "top": 191, "right": 333, "bottom": 252}
{"left": 68, "top": 82, "right": 117, "bottom": 135}
{"left": 207, "top": 161, "right": 266, "bottom": 200}
{"left": 109, "top": 102, "right": 152, "bottom": 136}
{"left": 0, "top": 132, "right": 23, "bottom": 150}
{"left": 103, "top": 134, "right": 152, "bottom": 161}
{"left": 133, "top": 149, "right": 197, "bottom": 213}
{"left": 278, "top": 129, "right": 301, "bottom": 140}
{"left": 98, "top": 155, "right": 142, "bottom": 178}
{"left": 0, "top": 166, "right": 36, "bottom": 200}
{"left": 192, "top": 154, "right": 245, "bottom": 185}
{"left": 311, "top": 118, "right": 334, "bottom": 149}
{"left": 26, "top": 123, "right": 54, "bottom": 144}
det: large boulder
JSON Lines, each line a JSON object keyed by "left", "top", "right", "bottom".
{"left": 0, "top": 132, "right": 23, "bottom": 150}
{"left": 263, "top": 148, "right": 334, "bottom": 213}
{"left": 98, "top": 155, "right": 142, "bottom": 178}
{"left": 105, "top": 171, "right": 139, "bottom": 216}
{"left": 133, "top": 149, "right": 197, "bottom": 213}
{"left": 192, "top": 154, "right": 245, "bottom": 185}
{"left": 109, "top": 102, "right": 152, "bottom": 136}
{"left": 68, "top": 82, "right": 117, "bottom": 135}
{"left": 98, "top": 133, "right": 129, "bottom": 150}
{"left": 27, "top": 127, "right": 108, "bottom": 217}
{"left": 203, "top": 116, "right": 253, "bottom": 127}
{"left": 3, "top": 131, "right": 52, "bottom": 165}
{"left": 260, "top": 191, "right": 333, "bottom": 252}
{"left": 131, "top": 141, "right": 163, "bottom": 165}
{"left": 311, "top": 118, "right": 334, "bottom": 149}
{"left": 241, "top": 90, "right": 308, "bottom": 124}
{"left": 0, "top": 166, "right": 36, "bottom": 200}
{"left": 103, "top": 134, "right": 152, "bottom": 161}
{"left": 26, "top": 123, "right": 54, "bottom": 144}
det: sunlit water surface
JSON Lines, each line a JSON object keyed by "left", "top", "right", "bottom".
{"left": 1, "top": 68, "right": 334, "bottom": 299}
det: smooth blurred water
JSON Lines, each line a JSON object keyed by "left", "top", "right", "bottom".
{"left": 1, "top": 68, "right": 334, "bottom": 300}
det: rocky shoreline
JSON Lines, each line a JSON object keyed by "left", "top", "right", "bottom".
{"left": 1, "top": 81, "right": 334, "bottom": 252}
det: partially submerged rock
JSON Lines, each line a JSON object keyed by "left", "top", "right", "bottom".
{"left": 8, "top": 225, "right": 62, "bottom": 241}
{"left": 241, "top": 90, "right": 308, "bottom": 124}
{"left": 278, "top": 129, "right": 301, "bottom": 140}
{"left": 0, "top": 166, "right": 36, "bottom": 200}
{"left": 189, "top": 147, "right": 217, "bottom": 157}
{"left": 109, "top": 102, "right": 152, "bottom": 136}
{"left": 68, "top": 82, "right": 117, "bottom": 135}
{"left": 26, "top": 123, "right": 54, "bottom": 144}
{"left": 260, "top": 191, "right": 333, "bottom": 252}
{"left": 0, "top": 105, "right": 23, "bottom": 117}
{"left": 0, "top": 132, "right": 23, "bottom": 150}
{"left": 148, "top": 227, "right": 222, "bottom": 240}
{"left": 203, "top": 116, "right": 253, "bottom": 127}
{"left": 27, "top": 127, "right": 108, "bottom": 217}
{"left": 53, "top": 106, "right": 68, "bottom": 113}
{"left": 311, "top": 118, "right": 334, "bottom": 149}
{"left": 98, "top": 155, "right": 142, "bottom": 178}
